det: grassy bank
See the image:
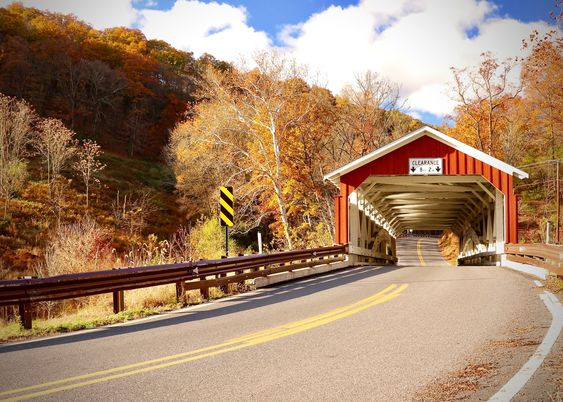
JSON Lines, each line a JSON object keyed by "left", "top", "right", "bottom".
{"left": 0, "top": 285, "right": 239, "bottom": 343}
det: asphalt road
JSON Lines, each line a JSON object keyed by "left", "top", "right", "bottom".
{"left": 0, "top": 238, "right": 559, "bottom": 401}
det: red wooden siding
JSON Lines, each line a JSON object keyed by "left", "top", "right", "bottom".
{"left": 335, "top": 135, "right": 518, "bottom": 244}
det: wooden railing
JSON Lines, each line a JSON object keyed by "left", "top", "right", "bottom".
{"left": 505, "top": 243, "right": 563, "bottom": 276}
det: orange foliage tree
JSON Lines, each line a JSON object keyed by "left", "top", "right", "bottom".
{"left": 449, "top": 52, "right": 522, "bottom": 159}
{"left": 521, "top": 29, "right": 563, "bottom": 160}
{"left": 0, "top": 4, "right": 210, "bottom": 159}
{"left": 170, "top": 52, "right": 350, "bottom": 249}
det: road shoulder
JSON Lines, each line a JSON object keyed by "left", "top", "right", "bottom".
{"left": 414, "top": 278, "right": 561, "bottom": 401}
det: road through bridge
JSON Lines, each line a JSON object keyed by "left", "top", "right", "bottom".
{"left": 0, "top": 237, "right": 560, "bottom": 401}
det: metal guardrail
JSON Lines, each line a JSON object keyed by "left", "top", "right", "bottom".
{"left": 0, "top": 245, "right": 347, "bottom": 329}
{"left": 505, "top": 243, "right": 563, "bottom": 276}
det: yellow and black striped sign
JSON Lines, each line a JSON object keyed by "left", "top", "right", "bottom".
{"left": 219, "top": 186, "right": 234, "bottom": 227}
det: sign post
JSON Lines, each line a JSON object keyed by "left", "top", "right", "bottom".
{"left": 219, "top": 186, "right": 234, "bottom": 256}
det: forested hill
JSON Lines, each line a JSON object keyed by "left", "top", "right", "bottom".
{"left": 0, "top": 4, "right": 424, "bottom": 278}
{"left": 0, "top": 3, "right": 229, "bottom": 159}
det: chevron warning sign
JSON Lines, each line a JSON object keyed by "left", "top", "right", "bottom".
{"left": 219, "top": 186, "right": 234, "bottom": 227}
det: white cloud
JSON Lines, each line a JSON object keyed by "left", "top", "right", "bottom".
{"left": 407, "top": 84, "right": 458, "bottom": 116}
{"left": 138, "top": 1, "right": 271, "bottom": 61}
{"left": 0, "top": 0, "right": 138, "bottom": 29}
{"left": 406, "top": 110, "right": 422, "bottom": 120}
{"left": 280, "top": 0, "right": 553, "bottom": 117}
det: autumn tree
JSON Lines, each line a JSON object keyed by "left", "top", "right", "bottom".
{"left": 521, "top": 30, "right": 563, "bottom": 160}
{"left": 33, "top": 118, "right": 76, "bottom": 199}
{"left": 73, "top": 139, "right": 105, "bottom": 209}
{"left": 112, "top": 190, "right": 156, "bottom": 236}
{"left": 0, "top": 93, "right": 35, "bottom": 216}
{"left": 167, "top": 113, "right": 232, "bottom": 222}
{"left": 0, "top": 4, "right": 204, "bottom": 159}
{"left": 498, "top": 97, "right": 531, "bottom": 165}
{"left": 449, "top": 53, "right": 521, "bottom": 157}
{"left": 57, "top": 57, "right": 85, "bottom": 130}
{"left": 332, "top": 71, "right": 406, "bottom": 163}
{"left": 279, "top": 85, "right": 339, "bottom": 246}
{"left": 171, "top": 52, "right": 325, "bottom": 249}
{"left": 81, "top": 60, "right": 126, "bottom": 138}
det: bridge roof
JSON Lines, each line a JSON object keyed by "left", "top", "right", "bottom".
{"left": 324, "top": 126, "right": 528, "bottom": 187}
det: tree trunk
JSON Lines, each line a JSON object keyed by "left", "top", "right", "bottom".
{"left": 488, "top": 103, "right": 494, "bottom": 154}
{"left": 273, "top": 180, "right": 293, "bottom": 249}
{"left": 85, "top": 181, "right": 89, "bottom": 210}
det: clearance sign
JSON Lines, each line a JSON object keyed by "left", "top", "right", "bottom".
{"left": 409, "top": 158, "right": 443, "bottom": 175}
{"left": 219, "top": 186, "right": 234, "bottom": 227}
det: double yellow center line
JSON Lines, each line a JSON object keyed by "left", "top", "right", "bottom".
{"left": 1, "top": 284, "right": 408, "bottom": 401}
{"left": 417, "top": 240, "right": 427, "bottom": 266}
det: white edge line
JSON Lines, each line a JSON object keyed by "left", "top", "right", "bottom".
{"left": 488, "top": 291, "right": 563, "bottom": 401}
{"left": 533, "top": 280, "right": 543, "bottom": 287}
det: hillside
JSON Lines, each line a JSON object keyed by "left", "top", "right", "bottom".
{"left": 0, "top": 5, "right": 424, "bottom": 278}
{"left": 0, "top": 151, "right": 182, "bottom": 279}
{"left": 0, "top": 3, "right": 229, "bottom": 159}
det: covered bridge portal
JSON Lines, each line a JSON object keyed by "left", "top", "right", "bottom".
{"left": 324, "top": 126, "right": 528, "bottom": 264}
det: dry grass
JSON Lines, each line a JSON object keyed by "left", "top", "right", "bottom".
{"left": 0, "top": 282, "right": 245, "bottom": 342}
{"left": 126, "top": 284, "right": 177, "bottom": 309}
{"left": 489, "top": 338, "right": 540, "bottom": 348}
{"left": 34, "top": 217, "right": 114, "bottom": 277}
{"left": 0, "top": 151, "right": 183, "bottom": 279}
{"left": 0, "top": 304, "right": 167, "bottom": 343}
{"left": 0, "top": 276, "right": 249, "bottom": 342}
{"left": 545, "top": 276, "right": 563, "bottom": 294}
{"left": 0, "top": 157, "right": 249, "bottom": 339}
{"left": 511, "top": 325, "right": 536, "bottom": 335}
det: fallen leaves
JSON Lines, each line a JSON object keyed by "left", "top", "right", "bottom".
{"left": 415, "top": 362, "right": 497, "bottom": 401}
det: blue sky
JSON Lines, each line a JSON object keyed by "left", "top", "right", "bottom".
{"left": 146, "top": 1, "right": 558, "bottom": 51}
{"left": 150, "top": 0, "right": 359, "bottom": 41}
{"left": 0, "top": 0, "right": 559, "bottom": 125}
{"left": 147, "top": 0, "right": 556, "bottom": 33}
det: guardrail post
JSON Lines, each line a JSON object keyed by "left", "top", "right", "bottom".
{"left": 176, "top": 281, "right": 187, "bottom": 303}
{"left": 18, "top": 303, "right": 32, "bottom": 330}
{"left": 200, "top": 277, "right": 209, "bottom": 299}
{"left": 113, "top": 291, "right": 125, "bottom": 314}
{"left": 236, "top": 253, "right": 245, "bottom": 290}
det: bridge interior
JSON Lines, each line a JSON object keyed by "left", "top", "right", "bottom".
{"left": 348, "top": 175, "right": 505, "bottom": 263}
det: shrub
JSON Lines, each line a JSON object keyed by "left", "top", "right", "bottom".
{"left": 189, "top": 217, "right": 237, "bottom": 260}
{"left": 35, "top": 217, "right": 114, "bottom": 277}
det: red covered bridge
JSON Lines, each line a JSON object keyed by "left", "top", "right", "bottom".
{"left": 324, "top": 126, "right": 528, "bottom": 263}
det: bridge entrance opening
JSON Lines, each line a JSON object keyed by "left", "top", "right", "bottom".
{"left": 324, "top": 126, "right": 528, "bottom": 265}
